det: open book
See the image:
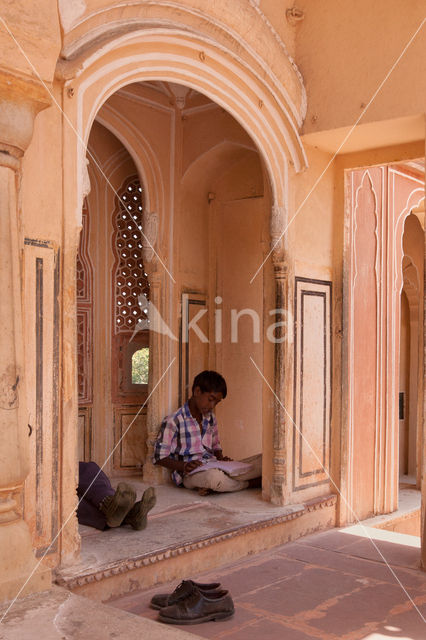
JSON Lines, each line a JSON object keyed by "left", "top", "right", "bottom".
{"left": 187, "top": 459, "right": 252, "bottom": 477}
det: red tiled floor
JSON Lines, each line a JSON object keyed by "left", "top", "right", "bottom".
{"left": 309, "top": 583, "right": 417, "bottom": 635}
{"left": 204, "top": 555, "right": 306, "bottom": 598}
{"left": 166, "top": 606, "right": 260, "bottom": 639}
{"left": 280, "top": 542, "right": 426, "bottom": 590}
{"left": 108, "top": 528, "right": 426, "bottom": 639}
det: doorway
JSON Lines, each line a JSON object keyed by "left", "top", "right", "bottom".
{"left": 343, "top": 162, "right": 424, "bottom": 522}
{"left": 399, "top": 211, "right": 424, "bottom": 487}
{"left": 77, "top": 123, "right": 150, "bottom": 475}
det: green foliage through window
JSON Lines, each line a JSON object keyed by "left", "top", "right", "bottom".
{"left": 132, "top": 347, "right": 149, "bottom": 384}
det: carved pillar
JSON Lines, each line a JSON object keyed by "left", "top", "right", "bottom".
{"left": 0, "top": 70, "right": 51, "bottom": 601}
{"left": 270, "top": 204, "right": 289, "bottom": 505}
{"left": 422, "top": 168, "right": 426, "bottom": 571}
{"left": 140, "top": 212, "right": 165, "bottom": 483}
{"left": 142, "top": 270, "right": 166, "bottom": 483}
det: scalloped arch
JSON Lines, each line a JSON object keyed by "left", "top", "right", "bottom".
{"left": 58, "top": 2, "right": 308, "bottom": 211}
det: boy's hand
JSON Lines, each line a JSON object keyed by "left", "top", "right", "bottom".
{"left": 183, "top": 460, "right": 204, "bottom": 474}
{"left": 215, "top": 450, "right": 232, "bottom": 461}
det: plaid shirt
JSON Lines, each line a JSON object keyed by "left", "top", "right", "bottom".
{"left": 153, "top": 402, "right": 222, "bottom": 486}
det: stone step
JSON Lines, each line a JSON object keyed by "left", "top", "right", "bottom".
{"left": 55, "top": 491, "right": 337, "bottom": 602}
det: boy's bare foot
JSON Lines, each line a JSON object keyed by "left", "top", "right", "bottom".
{"left": 123, "top": 486, "right": 156, "bottom": 530}
{"left": 100, "top": 483, "right": 136, "bottom": 527}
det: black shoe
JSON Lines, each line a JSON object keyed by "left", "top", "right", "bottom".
{"left": 123, "top": 487, "right": 156, "bottom": 530}
{"left": 99, "top": 483, "right": 136, "bottom": 527}
{"left": 150, "top": 579, "right": 221, "bottom": 610}
{"left": 158, "top": 584, "right": 234, "bottom": 624}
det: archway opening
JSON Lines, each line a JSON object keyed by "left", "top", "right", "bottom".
{"left": 76, "top": 80, "right": 273, "bottom": 481}
{"left": 399, "top": 210, "right": 424, "bottom": 491}
{"left": 77, "top": 123, "right": 150, "bottom": 474}
{"left": 344, "top": 161, "right": 424, "bottom": 525}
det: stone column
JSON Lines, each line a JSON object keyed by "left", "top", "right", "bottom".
{"left": 143, "top": 270, "right": 167, "bottom": 483}
{"left": 139, "top": 211, "right": 166, "bottom": 483}
{"left": 270, "top": 258, "right": 288, "bottom": 504}
{"left": 270, "top": 205, "right": 289, "bottom": 505}
{"left": 0, "top": 70, "right": 51, "bottom": 602}
{"left": 422, "top": 162, "right": 426, "bottom": 570}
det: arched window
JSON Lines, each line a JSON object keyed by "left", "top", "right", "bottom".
{"left": 112, "top": 176, "right": 150, "bottom": 398}
{"left": 112, "top": 176, "right": 150, "bottom": 334}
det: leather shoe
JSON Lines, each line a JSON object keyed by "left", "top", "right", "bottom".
{"left": 158, "top": 584, "right": 234, "bottom": 624}
{"left": 150, "top": 579, "right": 221, "bottom": 610}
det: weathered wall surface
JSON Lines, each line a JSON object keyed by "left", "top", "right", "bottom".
{"left": 0, "top": 0, "right": 60, "bottom": 80}
{"left": 297, "top": 0, "right": 426, "bottom": 138}
{"left": 1, "top": 0, "right": 425, "bottom": 604}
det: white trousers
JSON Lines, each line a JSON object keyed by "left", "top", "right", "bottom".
{"left": 183, "top": 453, "right": 262, "bottom": 493}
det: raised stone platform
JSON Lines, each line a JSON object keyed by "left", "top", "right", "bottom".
{"left": 55, "top": 480, "right": 337, "bottom": 602}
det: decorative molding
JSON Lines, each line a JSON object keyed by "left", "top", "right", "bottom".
{"left": 179, "top": 293, "right": 208, "bottom": 405}
{"left": 23, "top": 239, "right": 60, "bottom": 555}
{"left": 77, "top": 200, "right": 93, "bottom": 405}
{"left": 182, "top": 102, "right": 221, "bottom": 117}
{"left": 0, "top": 486, "right": 22, "bottom": 525}
{"left": 113, "top": 406, "right": 147, "bottom": 470}
{"left": 56, "top": 494, "right": 337, "bottom": 589}
{"left": 0, "top": 151, "right": 20, "bottom": 172}
{"left": 77, "top": 309, "right": 92, "bottom": 405}
{"left": 76, "top": 200, "right": 93, "bottom": 303}
{"left": 286, "top": 8, "right": 305, "bottom": 25}
{"left": 114, "top": 88, "right": 175, "bottom": 115}
{"left": 293, "top": 277, "right": 332, "bottom": 491}
{"left": 78, "top": 408, "right": 92, "bottom": 462}
{"left": 271, "top": 204, "right": 287, "bottom": 261}
{"left": 35, "top": 257, "right": 43, "bottom": 535}
{"left": 168, "top": 82, "right": 191, "bottom": 110}
{"left": 59, "top": 2, "right": 306, "bottom": 116}
{"left": 0, "top": 68, "right": 51, "bottom": 159}
{"left": 81, "top": 156, "right": 91, "bottom": 200}
{"left": 141, "top": 211, "right": 159, "bottom": 264}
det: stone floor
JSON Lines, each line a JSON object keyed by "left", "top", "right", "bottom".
{"left": 0, "top": 586, "right": 204, "bottom": 640}
{"left": 57, "top": 480, "right": 333, "bottom": 591}
{"left": 65, "top": 480, "right": 419, "bottom": 588}
{"left": 108, "top": 525, "right": 426, "bottom": 640}
{"left": 0, "top": 487, "right": 423, "bottom": 639}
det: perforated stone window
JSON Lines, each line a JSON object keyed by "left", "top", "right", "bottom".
{"left": 112, "top": 176, "right": 150, "bottom": 334}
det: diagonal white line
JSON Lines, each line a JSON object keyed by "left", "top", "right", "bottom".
{"left": 0, "top": 357, "right": 176, "bottom": 624}
{"left": 0, "top": 16, "right": 176, "bottom": 284}
{"left": 250, "top": 356, "right": 426, "bottom": 624}
{"left": 250, "top": 16, "right": 426, "bottom": 284}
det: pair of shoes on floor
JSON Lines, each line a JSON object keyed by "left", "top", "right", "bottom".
{"left": 100, "top": 484, "right": 156, "bottom": 529}
{"left": 151, "top": 579, "right": 234, "bottom": 625}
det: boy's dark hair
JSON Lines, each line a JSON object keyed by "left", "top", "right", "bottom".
{"left": 192, "top": 370, "right": 227, "bottom": 399}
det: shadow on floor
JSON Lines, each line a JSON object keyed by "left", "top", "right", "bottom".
{"left": 108, "top": 526, "right": 426, "bottom": 640}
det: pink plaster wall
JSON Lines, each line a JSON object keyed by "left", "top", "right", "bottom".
{"left": 298, "top": 0, "right": 426, "bottom": 136}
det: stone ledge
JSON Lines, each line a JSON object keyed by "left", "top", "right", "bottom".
{"left": 56, "top": 493, "right": 337, "bottom": 591}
